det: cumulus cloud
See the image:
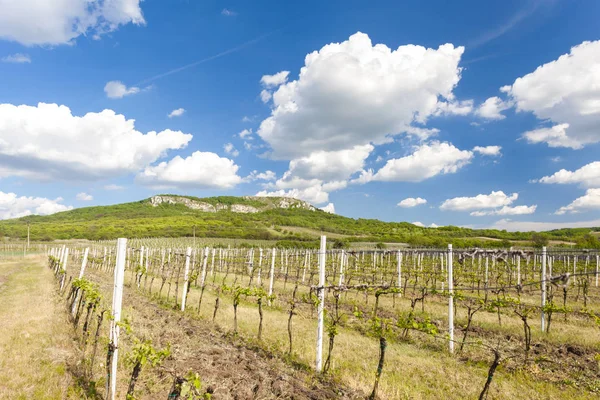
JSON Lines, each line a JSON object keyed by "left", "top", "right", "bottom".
{"left": 1, "top": 53, "right": 31, "bottom": 63}
{"left": 0, "top": 191, "right": 72, "bottom": 220}
{"left": 238, "top": 129, "right": 253, "bottom": 139}
{"left": 223, "top": 143, "right": 239, "bottom": 157}
{"left": 440, "top": 191, "right": 518, "bottom": 211}
{"left": 286, "top": 145, "right": 373, "bottom": 182}
{"left": 168, "top": 108, "right": 185, "bottom": 118}
{"left": 257, "top": 32, "right": 466, "bottom": 159}
{"left": 470, "top": 205, "right": 537, "bottom": 216}
{"left": 372, "top": 141, "right": 473, "bottom": 182}
{"left": 221, "top": 8, "right": 237, "bottom": 16}
{"left": 521, "top": 124, "right": 582, "bottom": 149}
{"left": 537, "top": 161, "right": 600, "bottom": 187}
{"left": 76, "top": 192, "right": 93, "bottom": 201}
{"left": 136, "top": 151, "right": 242, "bottom": 189}
{"left": 320, "top": 203, "right": 335, "bottom": 214}
{"left": 0, "top": 102, "right": 192, "bottom": 181}
{"left": 502, "top": 40, "right": 600, "bottom": 148}
{"left": 260, "top": 90, "right": 272, "bottom": 103}
{"left": 433, "top": 100, "right": 473, "bottom": 116}
{"left": 260, "top": 71, "right": 290, "bottom": 88}
{"left": 473, "top": 145, "right": 502, "bottom": 156}
{"left": 0, "top": 0, "right": 145, "bottom": 46}
{"left": 412, "top": 221, "right": 438, "bottom": 228}
{"left": 555, "top": 188, "right": 600, "bottom": 215}
{"left": 104, "top": 81, "right": 140, "bottom": 99}
{"left": 397, "top": 197, "right": 427, "bottom": 208}
{"left": 245, "top": 170, "right": 276, "bottom": 182}
{"left": 476, "top": 96, "right": 512, "bottom": 120}
{"left": 256, "top": 185, "right": 332, "bottom": 205}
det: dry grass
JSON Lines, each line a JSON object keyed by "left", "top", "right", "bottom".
{"left": 0, "top": 256, "right": 76, "bottom": 399}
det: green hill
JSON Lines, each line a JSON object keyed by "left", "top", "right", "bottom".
{"left": 0, "top": 194, "right": 599, "bottom": 248}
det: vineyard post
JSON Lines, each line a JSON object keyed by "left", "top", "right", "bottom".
{"left": 541, "top": 246, "right": 547, "bottom": 332}
{"left": 60, "top": 248, "right": 69, "bottom": 291}
{"left": 316, "top": 235, "right": 327, "bottom": 372}
{"left": 517, "top": 255, "right": 521, "bottom": 286}
{"left": 397, "top": 251, "right": 402, "bottom": 295}
{"left": 79, "top": 247, "right": 89, "bottom": 279}
{"left": 448, "top": 244, "right": 454, "bottom": 353}
{"left": 180, "top": 247, "right": 192, "bottom": 312}
{"left": 268, "top": 248, "right": 276, "bottom": 305}
{"left": 108, "top": 238, "right": 127, "bottom": 400}
{"left": 200, "top": 246, "right": 209, "bottom": 288}
{"left": 339, "top": 249, "right": 345, "bottom": 286}
{"left": 596, "top": 256, "right": 600, "bottom": 287}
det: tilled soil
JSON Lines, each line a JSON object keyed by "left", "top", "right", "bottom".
{"left": 90, "top": 270, "right": 363, "bottom": 399}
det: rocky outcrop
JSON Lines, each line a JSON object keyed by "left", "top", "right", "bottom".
{"left": 150, "top": 196, "right": 216, "bottom": 212}
{"left": 149, "top": 195, "right": 317, "bottom": 214}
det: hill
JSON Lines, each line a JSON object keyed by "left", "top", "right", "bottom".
{"left": 0, "top": 194, "right": 599, "bottom": 248}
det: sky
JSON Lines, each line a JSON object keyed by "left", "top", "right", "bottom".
{"left": 1, "top": 0, "right": 600, "bottom": 231}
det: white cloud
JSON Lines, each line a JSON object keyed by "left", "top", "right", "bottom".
{"left": 76, "top": 192, "right": 93, "bottom": 201}
{"left": 473, "top": 145, "right": 502, "bottom": 156}
{"left": 104, "top": 81, "right": 140, "bottom": 99}
{"left": 221, "top": 8, "right": 237, "bottom": 16}
{"left": 246, "top": 170, "right": 276, "bottom": 182}
{"left": 223, "top": 143, "right": 239, "bottom": 157}
{"left": 168, "top": 108, "right": 185, "bottom": 118}
{"left": 1, "top": 53, "right": 31, "bottom": 63}
{"left": 260, "top": 90, "right": 272, "bottom": 103}
{"left": 550, "top": 156, "right": 562, "bottom": 163}
{"left": 555, "top": 188, "right": 600, "bottom": 215}
{"left": 492, "top": 217, "right": 600, "bottom": 232}
{"left": 242, "top": 116, "right": 253, "bottom": 122}
{"left": 0, "top": 102, "right": 192, "bottom": 181}
{"left": 440, "top": 191, "right": 518, "bottom": 211}
{"left": 285, "top": 145, "right": 373, "bottom": 182}
{"left": 257, "top": 32, "right": 466, "bottom": 159}
{"left": 412, "top": 221, "right": 425, "bottom": 227}
{"left": 256, "top": 185, "right": 332, "bottom": 205}
{"left": 238, "top": 128, "right": 253, "bottom": 139}
{"left": 320, "top": 203, "right": 335, "bottom": 214}
{"left": 470, "top": 205, "right": 537, "bottom": 216}
{"left": 503, "top": 40, "right": 600, "bottom": 148}
{"left": 433, "top": 100, "right": 473, "bottom": 116}
{"left": 104, "top": 184, "right": 124, "bottom": 190}
{"left": 0, "top": 0, "right": 145, "bottom": 46}
{"left": 373, "top": 141, "right": 473, "bottom": 182}
{"left": 476, "top": 97, "right": 512, "bottom": 120}
{"left": 537, "top": 161, "right": 600, "bottom": 188}
{"left": 521, "top": 124, "right": 582, "bottom": 149}
{"left": 0, "top": 191, "right": 72, "bottom": 220}
{"left": 136, "top": 151, "right": 242, "bottom": 189}
{"left": 260, "top": 71, "right": 290, "bottom": 88}
{"left": 397, "top": 197, "right": 427, "bottom": 208}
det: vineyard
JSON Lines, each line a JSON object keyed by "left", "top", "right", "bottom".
{"left": 18, "top": 238, "right": 600, "bottom": 399}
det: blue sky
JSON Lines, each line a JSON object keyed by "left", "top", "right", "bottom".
{"left": 1, "top": 0, "right": 600, "bottom": 231}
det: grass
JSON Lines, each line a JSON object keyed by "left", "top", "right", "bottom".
{"left": 0, "top": 256, "right": 75, "bottom": 399}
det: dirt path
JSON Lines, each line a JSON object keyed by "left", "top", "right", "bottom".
{"left": 87, "top": 268, "right": 361, "bottom": 399}
{"left": 0, "top": 257, "right": 75, "bottom": 399}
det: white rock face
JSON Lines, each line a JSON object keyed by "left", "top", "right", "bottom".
{"left": 149, "top": 195, "right": 317, "bottom": 213}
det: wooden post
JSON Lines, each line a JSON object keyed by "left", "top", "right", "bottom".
{"left": 268, "top": 248, "right": 276, "bottom": 305}
{"left": 397, "top": 250, "right": 402, "bottom": 293}
{"left": 180, "top": 247, "right": 192, "bottom": 312}
{"left": 79, "top": 248, "right": 89, "bottom": 279}
{"left": 541, "top": 246, "right": 547, "bottom": 332}
{"left": 316, "top": 235, "right": 326, "bottom": 372}
{"left": 60, "top": 248, "right": 69, "bottom": 291}
{"left": 200, "top": 247, "right": 209, "bottom": 288}
{"left": 448, "top": 244, "right": 454, "bottom": 353}
{"left": 338, "top": 249, "right": 345, "bottom": 286}
{"left": 517, "top": 255, "right": 521, "bottom": 286}
{"left": 596, "top": 255, "right": 599, "bottom": 287}
{"left": 108, "top": 238, "right": 127, "bottom": 400}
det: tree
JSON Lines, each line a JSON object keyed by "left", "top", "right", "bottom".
{"left": 531, "top": 233, "right": 549, "bottom": 248}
